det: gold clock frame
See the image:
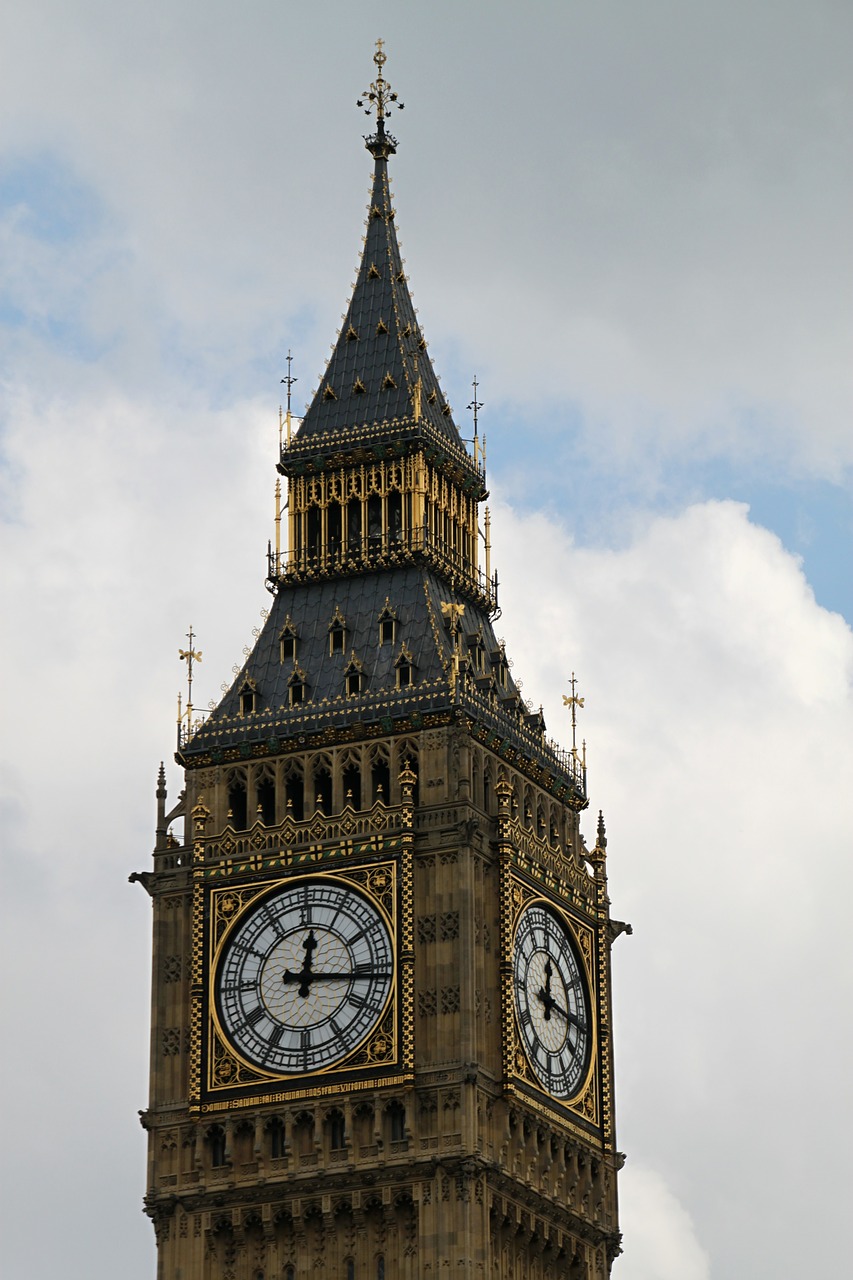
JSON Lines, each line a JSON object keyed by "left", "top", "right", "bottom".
{"left": 189, "top": 855, "right": 414, "bottom": 1115}
{"left": 500, "top": 868, "right": 602, "bottom": 1134}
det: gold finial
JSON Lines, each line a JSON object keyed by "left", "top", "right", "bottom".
{"left": 357, "top": 39, "right": 404, "bottom": 143}
{"left": 562, "top": 672, "right": 585, "bottom": 760}
{"left": 280, "top": 349, "right": 296, "bottom": 448}
{"left": 178, "top": 625, "right": 203, "bottom": 742}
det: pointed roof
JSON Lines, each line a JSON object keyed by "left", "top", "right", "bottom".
{"left": 286, "top": 56, "right": 470, "bottom": 468}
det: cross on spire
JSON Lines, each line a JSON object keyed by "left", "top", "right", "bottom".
{"left": 357, "top": 38, "right": 404, "bottom": 142}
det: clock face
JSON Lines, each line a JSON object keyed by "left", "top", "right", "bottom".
{"left": 215, "top": 878, "right": 394, "bottom": 1076}
{"left": 513, "top": 901, "right": 591, "bottom": 1100}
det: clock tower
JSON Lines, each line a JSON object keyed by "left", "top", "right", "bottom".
{"left": 135, "top": 43, "right": 627, "bottom": 1279}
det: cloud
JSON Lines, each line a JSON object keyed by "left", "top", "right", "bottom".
{"left": 492, "top": 493, "right": 853, "bottom": 1277}
{"left": 617, "top": 1165, "right": 710, "bottom": 1280}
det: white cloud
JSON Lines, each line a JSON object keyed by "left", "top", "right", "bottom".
{"left": 617, "top": 1165, "right": 710, "bottom": 1280}
{"left": 492, "top": 494, "right": 853, "bottom": 1277}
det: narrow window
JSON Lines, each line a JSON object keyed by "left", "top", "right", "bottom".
{"left": 209, "top": 1127, "right": 226, "bottom": 1167}
{"left": 269, "top": 1117, "right": 285, "bottom": 1159}
{"left": 330, "top": 622, "right": 346, "bottom": 655}
{"left": 397, "top": 661, "right": 412, "bottom": 689}
{"left": 380, "top": 617, "right": 395, "bottom": 644}
{"left": 343, "top": 762, "right": 362, "bottom": 810}
{"left": 227, "top": 777, "right": 248, "bottom": 830}
{"left": 388, "top": 1102, "right": 405, "bottom": 1143}
{"left": 377, "top": 1258, "right": 385, "bottom": 1280}
{"left": 256, "top": 776, "right": 275, "bottom": 825}
{"left": 241, "top": 688, "right": 256, "bottom": 714}
{"left": 347, "top": 1262, "right": 355, "bottom": 1280}
{"left": 285, "top": 770, "right": 304, "bottom": 821}
{"left": 371, "top": 756, "right": 390, "bottom": 804}
{"left": 289, "top": 678, "right": 304, "bottom": 706}
{"left": 280, "top": 625, "right": 298, "bottom": 663}
{"left": 328, "top": 1112, "right": 346, "bottom": 1151}
{"left": 346, "top": 668, "right": 363, "bottom": 697}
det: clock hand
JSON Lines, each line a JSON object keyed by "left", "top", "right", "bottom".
{"left": 543, "top": 998, "right": 587, "bottom": 1033}
{"left": 281, "top": 930, "right": 318, "bottom": 997}
{"left": 283, "top": 968, "right": 390, "bottom": 985}
{"left": 537, "top": 956, "right": 556, "bottom": 1020}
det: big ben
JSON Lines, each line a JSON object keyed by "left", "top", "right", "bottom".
{"left": 135, "top": 42, "right": 626, "bottom": 1279}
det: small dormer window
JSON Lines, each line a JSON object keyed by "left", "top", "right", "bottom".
{"left": 395, "top": 643, "right": 415, "bottom": 690}
{"left": 279, "top": 619, "right": 298, "bottom": 663}
{"left": 344, "top": 654, "right": 365, "bottom": 697}
{"left": 328, "top": 609, "right": 347, "bottom": 655}
{"left": 238, "top": 676, "right": 258, "bottom": 715}
{"left": 378, "top": 600, "right": 397, "bottom": 646}
{"left": 288, "top": 666, "right": 307, "bottom": 707}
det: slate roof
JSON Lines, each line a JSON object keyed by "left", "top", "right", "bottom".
{"left": 186, "top": 566, "right": 510, "bottom": 751}
{"left": 289, "top": 134, "right": 466, "bottom": 457}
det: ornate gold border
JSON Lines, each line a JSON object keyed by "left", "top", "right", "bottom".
{"left": 190, "top": 857, "right": 411, "bottom": 1110}
{"left": 501, "top": 874, "right": 602, "bottom": 1133}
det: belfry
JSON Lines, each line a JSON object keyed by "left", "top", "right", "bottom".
{"left": 136, "top": 42, "right": 626, "bottom": 1279}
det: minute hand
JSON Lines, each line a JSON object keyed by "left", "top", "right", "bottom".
{"left": 283, "top": 969, "right": 388, "bottom": 983}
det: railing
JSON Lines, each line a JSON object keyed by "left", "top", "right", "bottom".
{"left": 179, "top": 674, "right": 585, "bottom": 801}
{"left": 267, "top": 527, "right": 499, "bottom": 615}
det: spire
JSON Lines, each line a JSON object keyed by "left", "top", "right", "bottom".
{"left": 288, "top": 41, "right": 468, "bottom": 458}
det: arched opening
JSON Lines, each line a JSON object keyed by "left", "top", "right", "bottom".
{"left": 326, "top": 1109, "right": 346, "bottom": 1153}
{"left": 387, "top": 490, "right": 402, "bottom": 547}
{"left": 284, "top": 767, "right": 304, "bottom": 821}
{"left": 227, "top": 774, "right": 248, "bottom": 830}
{"left": 327, "top": 501, "right": 342, "bottom": 561}
{"left": 347, "top": 499, "right": 362, "bottom": 557}
{"left": 371, "top": 755, "right": 390, "bottom": 805}
{"left": 256, "top": 774, "right": 276, "bottom": 825}
{"left": 307, "top": 505, "right": 321, "bottom": 560}
{"left": 342, "top": 761, "right": 362, "bottom": 810}
{"left": 268, "top": 1116, "right": 286, "bottom": 1160}
{"left": 367, "top": 493, "right": 382, "bottom": 552}
{"left": 313, "top": 765, "right": 332, "bottom": 814}
{"left": 206, "top": 1125, "right": 227, "bottom": 1168}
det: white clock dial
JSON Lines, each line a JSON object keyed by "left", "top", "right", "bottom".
{"left": 513, "top": 901, "right": 591, "bottom": 1100}
{"left": 215, "top": 878, "right": 394, "bottom": 1075}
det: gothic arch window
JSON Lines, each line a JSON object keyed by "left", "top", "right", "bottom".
{"left": 347, "top": 498, "right": 362, "bottom": 557}
{"left": 370, "top": 749, "right": 390, "bottom": 804}
{"left": 284, "top": 761, "right": 304, "bottom": 821}
{"left": 256, "top": 767, "right": 276, "bottom": 825}
{"left": 329, "top": 608, "right": 347, "bottom": 655}
{"left": 341, "top": 753, "right": 362, "bottom": 810}
{"left": 327, "top": 500, "right": 343, "bottom": 560}
{"left": 387, "top": 490, "right": 402, "bottom": 546}
{"left": 346, "top": 1261, "right": 355, "bottom": 1280}
{"left": 378, "top": 599, "right": 397, "bottom": 645}
{"left": 344, "top": 653, "right": 365, "bottom": 697}
{"left": 279, "top": 618, "right": 298, "bottom": 663}
{"left": 285, "top": 1267, "right": 295, "bottom": 1280}
{"left": 226, "top": 769, "right": 248, "bottom": 830}
{"left": 238, "top": 675, "right": 258, "bottom": 715}
{"left": 377, "top": 1257, "right": 385, "bottom": 1280}
{"left": 312, "top": 762, "right": 332, "bottom": 814}
{"left": 367, "top": 493, "right": 382, "bottom": 551}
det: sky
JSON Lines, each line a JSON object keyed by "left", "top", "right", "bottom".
{"left": 1, "top": 3, "right": 851, "bottom": 1278}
